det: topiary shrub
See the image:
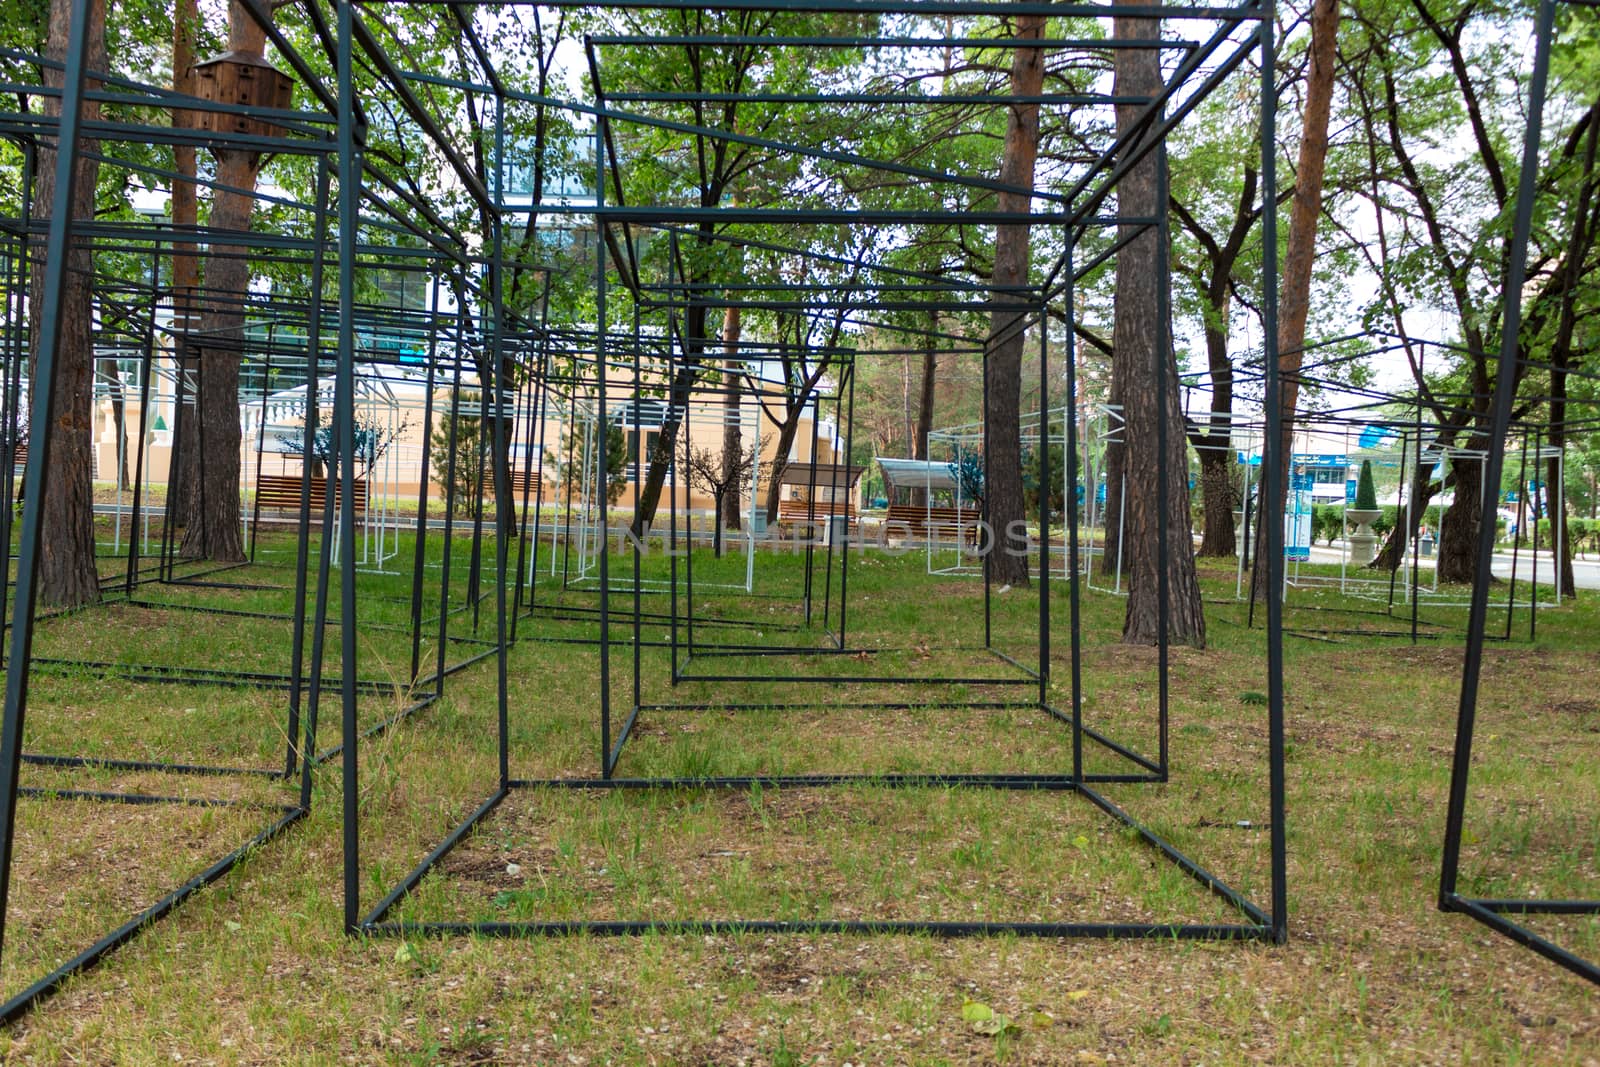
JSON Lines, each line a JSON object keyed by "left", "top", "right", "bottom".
{"left": 1354, "top": 458, "right": 1378, "bottom": 511}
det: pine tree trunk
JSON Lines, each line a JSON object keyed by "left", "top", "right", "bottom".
{"left": 1251, "top": 0, "right": 1339, "bottom": 601}
{"left": 179, "top": 149, "right": 252, "bottom": 561}
{"left": 180, "top": 2, "right": 268, "bottom": 562}
{"left": 1437, "top": 453, "right": 1482, "bottom": 584}
{"left": 631, "top": 359, "right": 697, "bottom": 538}
{"left": 1193, "top": 289, "right": 1236, "bottom": 557}
{"left": 1114, "top": 2, "right": 1204, "bottom": 647}
{"left": 28, "top": 0, "right": 106, "bottom": 609}
{"left": 1196, "top": 447, "right": 1236, "bottom": 557}
{"left": 1371, "top": 463, "right": 1435, "bottom": 572}
{"left": 762, "top": 416, "right": 804, "bottom": 525}
{"left": 168, "top": 0, "right": 200, "bottom": 525}
{"left": 982, "top": 13, "right": 1046, "bottom": 587}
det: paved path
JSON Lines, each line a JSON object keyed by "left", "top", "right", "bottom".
{"left": 1304, "top": 542, "right": 1600, "bottom": 591}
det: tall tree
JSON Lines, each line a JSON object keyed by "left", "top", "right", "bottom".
{"left": 27, "top": 0, "right": 106, "bottom": 608}
{"left": 1344, "top": 0, "right": 1598, "bottom": 585}
{"left": 1252, "top": 0, "right": 1338, "bottom": 600}
{"left": 1170, "top": 161, "right": 1261, "bottom": 558}
{"left": 612, "top": 7, "right": 862, "bottom": 538}
{"left": 166, "top": 0, "right": 200, "bottom": 523}
{"left": 1111, "top": 0, "right": 1205, "bottom": 646}
{"left": 982, "top": 12, "right": 1046, "bottom": 587}
{"left": 180, "top": 0, "right": 276, "bottom": 560}
{"left": 755, "top": 286, "right": 858, "bottom": 523}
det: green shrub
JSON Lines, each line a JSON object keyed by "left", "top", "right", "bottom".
{"left": 1312, "top": 504, "right": 1343, "bottom": 545}
{"left": 1354, "top": 459, "right": 1378, "bottom": 511}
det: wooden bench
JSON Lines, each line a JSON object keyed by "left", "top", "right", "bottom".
{"left": 477, "top": 466, "right": 544, "bottom": 501}
{"left": 255, "top": 473, "right": 369, "bottom": 515}
{"left": 884, "top": 504, "right": 983, "bottom": 543}
{"left": 777, "top": 497, "right": 857, "bottom": 535}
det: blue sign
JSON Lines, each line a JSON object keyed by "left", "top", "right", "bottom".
{"left": 1358, "top": 425, "right": 1396, "bottom": 449}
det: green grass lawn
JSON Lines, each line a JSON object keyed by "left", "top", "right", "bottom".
{"left": 0, "top": 533, "right": 1595, "bottom": 1064}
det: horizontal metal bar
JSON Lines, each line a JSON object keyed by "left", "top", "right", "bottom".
{"left": 312, "top": 693, "right": 440, "bottom": 766}
{"left": 26, "top": 657, "right": 402, "bottom": 696}
{"left": 635, "top": 700, "right": 1039, "bottom": 713}
{"left": 0, "top": 115, "right": 332, "bottom": 156}
{"left": 591, "top": 206, "right": 1074, "bottom": 224}
{"left": 1463, "top": 897, "right": 1600, "bottom": 916}
{"left": 1078, "top": 784, "right": 1271, "bottom": 927}
{"left": 18, "top": 788, "right": 295, "bottom": 811}
{"left": 606, "top": 90, "right": 1156, "bottom": 105}
{"left": 667, "top": 673, "right": 1038, "bottom": 686}
{"left": 0, "top": 806, "right": 306, "bottom": 1025}
{"left": 1444, "top": 894, "right": 1600, "bottom": 985}
{"left": 368, "top": 919, "right": 1271, "bottom": 940}
{"left": 511, "top": 774, "right": 1082, "bottom": 790}
{"left": 20, "top": 753, "right": 284, "bottom": 780}
{"left": 589, "top": 34, "right": 1194, "bottom": 49}
{"left": 605, "top": 703, "right": 644, "bottom": 776}
{"left": 360, "top": 786, "right": 509, "bottom": 926}
{"left": 440, "top": 0, "right": 1269, "bottom": 21}
{"left": 1041, "top": 703, "right": 1164, "bottom": 776}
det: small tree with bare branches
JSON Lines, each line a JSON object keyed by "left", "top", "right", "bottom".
{"left": 686, "top": 442, "right": 759, "bottom": 557}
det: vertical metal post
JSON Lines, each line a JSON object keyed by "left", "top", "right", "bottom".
{"left": 595, "top": 124, "right": 612, "bottom": 779}
{"left": 1388, "top": 431, "right": 1408, "bottom": 614}
{"left": 1440, "top": 0, "right": 1554, "bottom": 906}
{"left": 982, "top": 347, "right": 992, "bottom": 647}
{"left": 0, "top": 145, "right": 33, "bottom": 630}
{"left": 249, "top": 347, "right": 272, "bottom": 561}
{"left": 1153, "top": 144, "right": 1174, "bottom": 780}
{"left": 161, "top": 352, "right": 189, "bottom": 581}
{"left": 1257, "top": 1, "right": 1289, "bottom": 945}
{"left": 488, "top": 208, "right": 511, "bottom": 791}
{"left": 289, "top": 158, "right": 331, "bottom": 787}
{"left": 125, "top": 230, "right": 158, "bottom": 597}
{"left": 837, "top": 359, "right": 856, "bottom": 648}
{"left": 435, "top": 303, "right": 467, "bottom": 693}
{"left": 408, "top": 274, "right": 440, "bottom": 685}
{"left": 1035, "top": 317, "right": 1050, "bottom": 711}
{"left": 335, "top": 0, "right": 361, "bottom": 934}
{"left": 522, "top": 278, "right": 555, "bottom": 616}
{"left": 630, "top": 308, "right": 642, "bottom": 723}
{"left": 1529, "top": 428, "right": 1540, "bottom": 640}
{"left": 0, "top": 0, "right": 95, "bottom": 964}
{"left": 1064, "top": 242, "right": 1084, "bottom": 782}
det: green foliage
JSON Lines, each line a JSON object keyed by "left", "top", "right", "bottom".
{"left": 949, "top": 452, "right": 985, "bottom": 508}
{"left": 557, "top": 422, "right": 628, "bottom": 508}
{"left": 1354, "top": 459, "right": 1378, "bottom": 511}
{"left": 1311, "top": 505, "right": 1343, "bottom": 546}
{"left": 281, "top": 412, "right": 406, "bottom": 481}
{"left": 1021, "top": 442, "right": 1066, "bottom": 520}
{"left": 430, "top": 412, "right": 484, "bottom": 509}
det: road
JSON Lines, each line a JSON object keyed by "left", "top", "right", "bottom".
{"left": 1305, "top": 542, "right": 1600, "bottom": 591}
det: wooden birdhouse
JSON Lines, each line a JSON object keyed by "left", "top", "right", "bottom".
{"left": 191, "top": 50, "right": 294, "bottom": 144}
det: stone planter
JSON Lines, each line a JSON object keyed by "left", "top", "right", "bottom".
{"left": 1345, "top": 507, "right": 1382, "bottom": 566}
